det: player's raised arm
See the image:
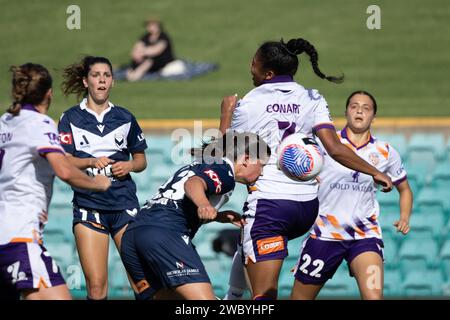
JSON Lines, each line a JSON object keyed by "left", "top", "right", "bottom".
{"left": 315, "top": 127, "right": 393, "bottom": 192}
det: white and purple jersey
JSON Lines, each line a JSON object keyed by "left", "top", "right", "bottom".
{"left": 230, "top": 76, "right": 334, "bottom": 202}
{"left": 0, "top": 105, "right": 64, "bottom": 245}
{"left": 311, "top": 128, "right": 407, "bottom": 241}
{"left": 58, "top": 98, "right": 147, "bottom": 211}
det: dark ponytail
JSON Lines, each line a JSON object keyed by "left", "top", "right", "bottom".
{"left": 8, "top": 63, "right": 52, "bottom": 116}
{"left": 257, "top": 38, "right": 344, "bottom": 83}
{"left": 62, "top": 55, "right": 113, "bottom": 101}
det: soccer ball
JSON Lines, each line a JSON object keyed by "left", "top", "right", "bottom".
{"left": 277, "top": 133, "right": 324, "bottom": 181}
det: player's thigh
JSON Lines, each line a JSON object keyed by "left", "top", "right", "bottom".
{"left": 246, "top": 259, "right": 283, "bottom": 299}
{"left": 173, "top": 282, "right": 216, "bottom": 300}
{"left": 73, "top": 223, "right": 109, "bottom": 282}
{"left": 291, "top": 280, "right": 323, "bottom": 300}
{"left": 349, "top": 251, "right": 383, "bottom": 300}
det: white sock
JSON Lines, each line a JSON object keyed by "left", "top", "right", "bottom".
{"left": 223, "top": 246, "right": 248, "bottom": 300}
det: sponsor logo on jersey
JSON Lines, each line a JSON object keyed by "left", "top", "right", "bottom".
{"left": 181, "top": 235, "right": 190, "bottom": 245}
{"left": 137, "top": 133, "right": 145, "bottom": 142}
{"left": 203, "top": 169, "right": 222, "bottom": 193}
{"left": 97, "top": 124, "right": 105, "bottom": 133}
{"left": 59, "top": 132, "right": 73, "bottom": 145}
{"left": 0, "top": 132, "right": 13, "bottom": 143}
{"left": 351, "top": 171, "right": 360, "bottom": 183}
{"left": 176, "top": 261, "right": 184, "bottom": 269}
{"left": 257, "top": 236, "right": 285, "bottom": 255}
{"left": 44, "top": 132, "right": 60, "bottom": 145}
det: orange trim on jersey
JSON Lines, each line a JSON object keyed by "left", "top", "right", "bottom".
{"left": 376, "top": 145, "right": 389, "bottom": 160}
{"left": 10, "top": 237, "right": 43, "bottom": 245}
{"left": 330, "top": 232, "right": 345, "bottom": 240}
{"left": 353, "top": 227, "right": 366, "bottom": 237}
{"left": 249, "top": 186, "right": 258, "bottom": 192}
{"left": 370, "top": 226, "right": 381, "bottom": 235}
{"left": 10, "top": 238, "right": 34, "bottom": 243}
{"left": 326, "top": 214, "right": 341, "bottom": 229}
{"left": 343, "top": 143, "right": 356, "bottom": 151}
{"left": 38, "top": 277, "right": 49, "bottom": 289}
{"left": 316, "top": 217, "right": 325, "bottom": 227}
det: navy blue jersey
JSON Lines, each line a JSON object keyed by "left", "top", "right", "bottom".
{"left": 58, "top": 99, "right": 147, "bottom": 210}
{"left": 130, "top": 158, "right": 236, "bottom": 238}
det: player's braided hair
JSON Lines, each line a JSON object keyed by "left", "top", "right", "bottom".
{"left": 62, "top": 56, "right": 113, "bottom": 101}
{"left": 257, "top": 38, "right": 343, "bottom": 83}
{"left": 7, "top": 63, "right": 53, "bottom": 116}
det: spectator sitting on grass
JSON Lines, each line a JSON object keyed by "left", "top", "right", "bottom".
{"left": 126, "top": 18, "right": 177, "bottom": 81}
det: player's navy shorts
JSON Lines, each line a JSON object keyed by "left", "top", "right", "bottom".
{"left": 294, "top": 236, "right": 384, "bottom": 285}
{"left": 0, "top": 242, "right": 65, "bottom": 298}
{"left": 121, "top": 224, "right": 210, "bottom": 300}
{"left": 73, "top": 204, "right": 137, "bottom": 237}
{"left": 242, "top": 197, "right": 319, "bottom": 263}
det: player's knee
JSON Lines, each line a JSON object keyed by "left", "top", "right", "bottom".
{"left": 87, "top": 281, "right": 108, "bottom": 300}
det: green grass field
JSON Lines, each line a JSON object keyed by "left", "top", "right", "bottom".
{"left": 0, "top": 0, "right": 449, "bottom": 120}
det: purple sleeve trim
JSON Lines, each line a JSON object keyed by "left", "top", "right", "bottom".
{"left": 312, "top": 123, "right": 335, "bottom": 134}
{"left": 393, "top": 175, "right": 407, "bottom": 186}
{"left": 38, "top": 147, "right": 65, "bottom": 156}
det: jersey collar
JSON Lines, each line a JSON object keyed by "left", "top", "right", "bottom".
{"left": 261, "top": 75, "right": 294, "bottom": 84}
{"left": 21, "top": 104, "right": 39, "bottom": 113}
{"left": 340, "top": 126, "right": 374, "bottom": 150}
{"left": 79, "top": 98, "right": 114, "bottom": 123}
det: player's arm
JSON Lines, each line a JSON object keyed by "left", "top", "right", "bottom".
{"left": 315, "top": 127, "right": 393, "bottom": 192}
{"left": 64, "top": 153, "right": 114, "bottom": 170}
{"left": 184, "top": 176, "right": 217, "bottom": 221}
{"left": 215, "top": 210, "right": 246, "bottom": 227}
{"left": 111, "top": 151, "right": 147, "bottom": 178}
{"left": 219, "top": 94, "right": 239, "bottom": 135}
{"left": 142, "top": 40, "right": 168, "bottom": 57}
{"left": 393, "top": 180, "right": 413, "bottom": 235}
{"left": 46, "top": 152, "right": 111, "bottom": 192}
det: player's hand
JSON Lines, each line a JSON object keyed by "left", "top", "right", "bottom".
{"left": 221, "top": 94, "right": 238, "bottom": 115}
{"left": 92, "top": 175, "right": 112, "bottom": 192}
{"left": 393, "top": 218, "right": 410, "bottom": 235}
{"left": 111, "top": 161, "right": 134, "bottom": 178}
{"left": 216, "top": 210, "right": 246, "bottom": 227}
{"left": 373, "top": 172, "right": 393, "bottom": 192}
{"left": 197, "top": 204, "right": 217, "bottom": 221}
{"left": 92, "top": 157, "right": 114, "bottom": 169}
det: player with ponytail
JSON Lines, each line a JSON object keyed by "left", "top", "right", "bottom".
{"left": 219, "top": 38, "right": 393, "bottom": 300}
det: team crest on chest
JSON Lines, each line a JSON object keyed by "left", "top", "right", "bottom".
{"left": 368, "top": 152, "right": 380, "bottom": 166}
{"left": 115, "top": 132, "right": 125, "bottom": 149}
